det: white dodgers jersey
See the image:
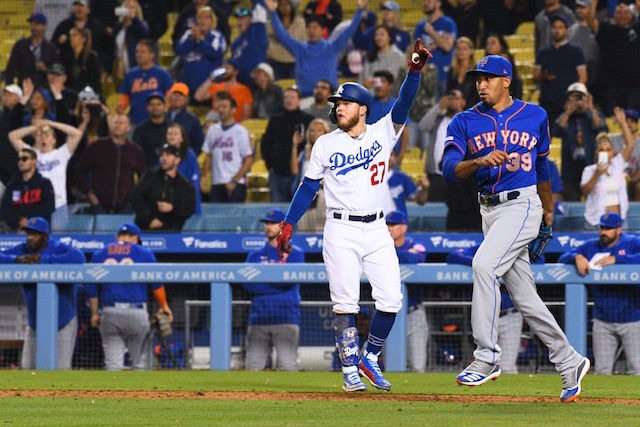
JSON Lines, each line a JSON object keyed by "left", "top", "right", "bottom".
{"left": 304, "top": 112, "right": 403, "bottom": 212}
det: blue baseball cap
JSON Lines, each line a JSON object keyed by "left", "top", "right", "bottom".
{"left": 625, "top": 109, "right": 639, "bottom": 121}
{"left": 27, "top": 12, "right": 47, "bottom": 25}
{"left": 550, "top": 14, "right": 569, "bottom": 28}
{"left": 117, "top": 222, "right": 141, "bottom": 237}
{"left": 23, "top": 217, "right": 50, "bottom": 234}
{"left": 260, "top": 208, "right": 285, "bottom": 223}
{"left": 146, "top": 91, "right": 165, "bottom": 104}
{"left": 599, "top": 213, "right": 622, "bottom": 229}
{"left": 385, "top": 210, "right": 407, "bottom": 225}
{"left": 467, "top": 55, "right": 512, "bottom": 79}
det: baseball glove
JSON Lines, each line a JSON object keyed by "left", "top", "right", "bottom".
{"left": 153, "top": 312, "right": 173, "bottom": 338}
{"left": 528, "top": 220, "right": 552, "bottom": 262}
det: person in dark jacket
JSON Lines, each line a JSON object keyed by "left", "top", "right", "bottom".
{"left": 260, "top": 86, "right": 313, "bottom": 202}
{"left": 0, "top": 85, "right": 26, "bottom": 187}
{"left": 131, "top": 143, "right": 196, "bottom": 231}
{"left": 5, "top": 13, "right": 59, "bottom": 88}
{"left": 112, "top": 0, "right": 151, "bottom": 75}
{"left": 0, "top": 216, "right": 85, "bottom": 370}
{"left": 58, "top": 27, "right": 102, "bottom": 97}
{"left": 75, "top": 113, "right": 146, "bottom": 213}
{"left": 132, "top": 91, "right": 172, "bottom": 168}
{"left": 166, "top": 83, "right": 204, "bottom": 153}
{"left": 0, "top": 148, "right": 55, "bottom": 230}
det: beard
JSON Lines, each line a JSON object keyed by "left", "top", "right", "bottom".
{"left": 337, "top": 112, "right": 360, "bottom": 132}
{"left": 599, "top": 234, "right": 614, "bottom": 246}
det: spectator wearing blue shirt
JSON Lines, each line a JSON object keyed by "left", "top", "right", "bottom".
{"left": 265, "top": 0, "right": 367, "bottom": 97}
{"left": 386, "top": 211, "right": 427, "bottom": 372}
{"left": 558, "top": 212, "right": 640, "bottom": 375}
{"left": 353, "top": 1, "right": 410, "bottom": 55}
{"left": 166, "top": 83, "right": 205, "bottom": 154}
{"left": 165, "top": 122, "right": 202, "bottom": 215}
{"left": 231, "top": 1, "right": 268, "bottom": 87}
{"left": 414, "top": 0, "right": 457, "bottom": 95}
{"left": 242, "top": 209, "right": 305, "bottom": 371}
{"left": 175, "top": 6, "right": 227, "bottom": 95}
{"left": 0, "top": 217, "right": 85, "bottom": 369}
{"left": 86, "top": 223, "right": 174, "bottom": 371}
{"left": 384, "top": 170, "right": 428, "bottom": 219}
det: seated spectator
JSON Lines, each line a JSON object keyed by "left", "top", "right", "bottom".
{"left": 8, "top": 119, "right": 82, "bottom": 210}
{"left": 173, "top": 0, "right": 231, "bottom": 55}
{"left": 59, "top": 27, "right": 102, "bottom": 97}
{"left": 252, "top": 62, "right": 284, "bottom": 119}
{"left": 261, "top": 86, "right": 313, "bottom": 202}
{"left": 34, "top": 0, "right": 74, "bottom": 41}
{"left": 117, "top": 39, "right": 173, "bottom": 126}
{"left": 75, "top": 113, "right": 145, "bottom": 213}
{"left": 303, "top": 0, "right": 342, "bottom": 37}
{"left": 131, "top": 143, "right": 195, "bottom": 231}
{"left": 534, "top": 0, "right": 576, "bottom": 52}
{"left": 302, "top": 79, "right": 333, "bottom": 123}
{"left": 0, "top": 217, "right": 84, "bottom": 370}
{"left": 361, "top": 25, "right": 406, "bottom": 91}
{"left": 230, "top": 1, "right": 268, "bottom": 87}
{"left": 5, "top": 13, "right": 59, "bottom": 88}
{"left": 419, "top": 89, "right": 466, "bottom": 202}
{"left": 552, "top": 82, "right": 607, "bottom": 201}
{"left": 0, "top": 85, "right": 27, "bottom": 187}
{"left": 568, "top": 0, "right": 600, "bottom": 88}
{"left": 165, "top": 123, "right": 201, "bottom": 215}
{"left": 194, "top": 59, "right": 253, "bottom": 122}
{"left": 384, "top": 170, "right": 429, "bottom": 217}
{"left": 175, "top": 6, "right": 226, "bottom": 95}
{"left": 446, "top": 36, "right": 479, "bottom": 109}
{"left": 166, "top": 83, "right": 204, "bottom": 153}
{"left": 86, "top": 222, "right": 174, "bottom": 371}
{"left": 610, "top": 109, "right": 640, "bottom": 200}
{"left": 202, "top": 92, "right": 254, "bottom": 202}
{"left": 132, "top": 92, "right": 171, "bottom": 168}
{"left": 112, "top": 0, "right": 150, "bottom": 82}
{"left": 266, "top": 0, "right": 367, "bottom": 97}
{"left": 47, "top": 63, "right": 80, "bottom": 115}
{"left": 353, "top": 1, "right": 410, "bottom": 55}
{"left": 242, "top": 208, "right": 304, "bottom": 371}
{"left": 534, "top": 15, "right": 587, "bottom": 125}
{"left": 22, "top": 85, "right": 72, "bottom": 126}
{"left": 442, "top": 0, "right": 479, "bottom": 43}
{"left": 1, "top": 148, "right": 55, "bottom": 230}
{"left": 483, "top": 33, "right": 523, "bottom": 99}
{"left": 559, "top": 212, "right": 640, "bottom": 375}
{"left": 581, "top": 125, "right": 636, "bottom": 228}
{"left": 266, "top": 0, "right": 306, "bottom": 80}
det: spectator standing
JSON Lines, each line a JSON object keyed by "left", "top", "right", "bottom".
{"left": 581, "top": 111, "right": 636, "bottom": 228}
{"left": 59, "top": 27, "right": 102, "bottom": 97}
{"left": 414, "top": 0, "right": 457, "bottom": 95}
{"left": 0, "top": 217, "right": 84, "bottom": 369}
{"left": 132, "top": 92, "right": 171, "bottom": 168}
{"left": 242, "top": 208, "right": 304, "bottom": 371}
{"left": 138, "top": 0, "right": 169, "bottom": 41}
{"left": 34, "top": 0, "right": 75, "bottom": 41}
{"left": 202, "top": 92, "right": 254, "bottom": 202}
{"left": 266, "top": 0, "right": 367, "bottom": 97}
{"left": 552, "top": 82, "right": 607, "bottom": 201}
{"left": 303, "top": 0, "right": 342, "bottom": 37}
{"left": 442, "top": 0, "right": 479, "bottom": 43}
{"left": 610, "top": 109, "right": 640, "bottom": 200}
{"left": 484, "top": 33, "right": 523, "bottom": 100}
{"left": 1, "top": 148, "right": 55, "bottom": 230}
{"left": 131, "top": 143, "right": 196, "bottom": 231}
{"left": 266, "top": 0, "right": 306, "bottom": 80}
{"left": 117, "top": 39, "right": 173, "bottom": 126}
{"left": 87, "top": 222, "right": 174, "bottom": 371}
{"left": 231, "top": 1, "right": 269, "bottom": 87}
{"left": 302, "top": 79, "right": 333, "bottom": 123}
{"left": 75, "top": 113, "right": 146, "bottom": 213}
{"left": 534, "top": 15, "right": 587, "bottom": 125}
{"left": 5, "top": 13, "right": 59, "bottom": 88}
{"left": 354, "top": 1, "right": 410, "bottom": 55}
{"left": 361, "top": 25, "right": 406, "bottom": 91}
{"left": 534, "top": 0, "right": 576, "bottom": 52}
{"left": 194, "top": 60, "right": 253, "bottom": 122}
{"left": 165, "top": 123, "right": 201, "bottom": 215}
{"left": 112, "top": 0, "right": 150, "bottom": 80}
{"left": 175, "top": 6, "right": 227, "bottom": 95}
{"left": 385, "top": 211, "right": 428, "bottom": 373}
{"left": 166, "top": 83, "right": 204, "bottom": 154}
{"left": 558, "top": 212, "right": 640, "bottom": 375}
{"left": 0, "top": 85, "right": 26, "bottom": 188}
{"left": 261, "top": 86, "right": 314, "bottom": 202}
{"left": 445, "top": 36, "right": 479, "bottom": 109}
{"left": 407, "top": 62, "right": 439, "bottom": 151}
{"left": 46, "top": 63, "right": 79, "bottom": 118}
{"left": 252, "top": 62, "right": 284, "bottom": 120}
{"left": 173, "top": 0, "right": 231, "bottom": 55}
{"left": 477, "top": 0, "right": 515, "bottom": 39}
{"left": 568, "top": 0, "right": 600, "bottom": 88}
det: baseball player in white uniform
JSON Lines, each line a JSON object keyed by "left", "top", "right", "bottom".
{"left": 276, "top": 41, "right": 432, "bottom": 392}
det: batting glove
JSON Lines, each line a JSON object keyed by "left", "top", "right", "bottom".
{"left": 528, "top": 220, "right": 552, "bottom": 263}
{"left": 408, "top": 39, "right": 433, "bottom": 73}
{"left": 277, "top": 221, "right": 294, "bottom": 259}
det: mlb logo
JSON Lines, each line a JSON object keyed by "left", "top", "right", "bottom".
{"left": 12, "top": 191, "right": 21, "bottom": 202}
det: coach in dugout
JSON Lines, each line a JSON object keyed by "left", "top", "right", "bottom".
{"left": 559, "top": 212, "right": 640, "bottom": 375}
{"left": 241, "top": 208, "right": 304, "bottom": 371}
{"left": 0, "top": 217, "right": 85, "bottom": 369}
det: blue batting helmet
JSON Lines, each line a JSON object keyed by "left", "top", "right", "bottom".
{"left": 328, "top": 82, "right": 372, "bottom": 123}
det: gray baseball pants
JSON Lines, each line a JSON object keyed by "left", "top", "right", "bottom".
{"left": 406, "top": 304, "right": 428, "bottom": 372}
{"left": 99, "top": 307, "right": 151, "bottom": 371}
{"left": 21, "top": 317, "right": 77, "bottom": 370}
{"left": 498, "top": 309, "right": 523, "bottom": 374}
{"left": 245, "top": 324, "right": 299, "bottom": 371}
{"left": 593, "top": 318, "right": 640, "bottom": 375}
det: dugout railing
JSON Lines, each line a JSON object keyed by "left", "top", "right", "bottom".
{"left": 2, "top": 263, "right": 638, "bottom": 370}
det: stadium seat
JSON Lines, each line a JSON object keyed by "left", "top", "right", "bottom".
{"left": 94, "top": 214, "right": 135, "bottom": 232}
{"left": 200, "top": 204, "right": 244, "bottom": 216}
{"left": 516, "top": 22, "right": 535, "bottom": 36}
{"left": 202, "top": 215, "right": 259, "bottom": 232}
{"left": 52, "top": 214, "right": 95, "bottom": 232}
{"left": 275, "top": 79, "right": 296, "bottom": 90}
{"left": 626, "top": 216, "right": 640, "bottom": 231}
{"left": 183, "top": 215, "right": 205, "bottom": 232}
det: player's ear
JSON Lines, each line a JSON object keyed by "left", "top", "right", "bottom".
{"left": 503, "top": 77, "right": 511, "bottom": 89}
{"left": 360, "top": 105, "right": 367, "bottom": 118}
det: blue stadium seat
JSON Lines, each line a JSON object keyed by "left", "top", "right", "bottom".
{"left": 406, "top": 202, "right": 447, "bottom": 217}
{"left": 565, "top": 202, "right": 585, "bottom": 217}
{"left": 554, "top": 216, "right": 586, "bottom": 231}
{"left": 625, "top": 216, "right": 640, "bottom": 231}
{"left": 94, "top": 214, "right": 135, "bottom": 232}
{"left": 202, "top": 215, "right": 260, "bottom": 232}
{"left": 183, "top": 215, "right": 205, "bottom": 231}
{"left": 200, "top": 204, "right": 243, "bottom": 216}
{"left": 420, "top": 217, "right": 447, "bottom": 231}
{"left": 629, "top": 202, "right": 640, "bottom": 216}
{"left": 52, "top": 214, "right": 94, "bottom": 232}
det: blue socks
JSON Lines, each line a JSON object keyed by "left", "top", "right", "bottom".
{"left": 365, "top": 310, "right": 396, "bottom": 355}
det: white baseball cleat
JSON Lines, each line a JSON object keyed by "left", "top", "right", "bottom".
{"left": 456, "top": 360, "right": 501, "bottom": 386}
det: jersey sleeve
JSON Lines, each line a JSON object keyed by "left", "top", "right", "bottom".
{"left": 304, "top": 137, "right": 325, "bottom": 180}
{"left": 444, "top": 113, "right": 467, "bottom": 156}
{"left": 238, "top": 127, "right": 253, "bottom": 158}
{"left": 201, "top": 126, "right": 215, "bottom": 154}
{"left": 537, "top": 111, "right": 550, "bottom": 157}
{"left": 374, "top": 112, "right": 403, "bottom": 156}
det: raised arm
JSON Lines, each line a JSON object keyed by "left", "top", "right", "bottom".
{"left": 266, "top": 0, "right": 303, "bottom": 57}
{"left": 7, "top": 124, "right": 37, "bottom": 152}
{"left": 45, "top": 120, "right": 83, "bottom": 153}
{"left": 614, "top": 106, "right": 635, "bottom": 162}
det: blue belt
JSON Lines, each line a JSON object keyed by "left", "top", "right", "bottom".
{"left": 479, "top": 191, "right": 520, "bottom": 207}
{"left": 500, "top": 308, "right": 518, "bottom": 317}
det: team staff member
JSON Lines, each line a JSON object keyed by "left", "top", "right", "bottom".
{"left": 86, "top": 223, "right": 174, "bottom": 371}
{"left": 386, "top": 211, "right": 428, "bottom": 372}
{"left": 0, "top": 217, "right": 84, "bottom": 369}
{"left": 441, "top": 55, "right": 589, "bottom": 402}
{"left": 242, "top": 208, "right": 304, "bottom": 371}
{"left": 276, "top": 40, "right": 432, "bottom": 392}
{"left": 559, "top": 212, "right": 640, "bottom": 375}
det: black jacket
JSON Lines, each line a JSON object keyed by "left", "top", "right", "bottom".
{"left": 5, "top": 38, "right": 59, "bottom": 87}
{"left": 132, "top": 118, "right": 171, "bottom": 168}
{"left": 0, "top": 171, "right": 55, "bottom": 230}
{"left": 0, "top": 104, "right": 25, "bottom": 185}
{"left": 131, "top": 166, "right": 196, "bottom": 231}
{"left": 261, "top": 109, "right": 313, "bottom": 176}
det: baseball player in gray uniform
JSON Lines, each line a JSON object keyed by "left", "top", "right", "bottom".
{"left": 441, "top": 55, "right": 590, "bottom": 403}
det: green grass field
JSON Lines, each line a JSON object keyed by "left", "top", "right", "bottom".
{"left": 1, "top": 371, "right": 639, "bottom": 426}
